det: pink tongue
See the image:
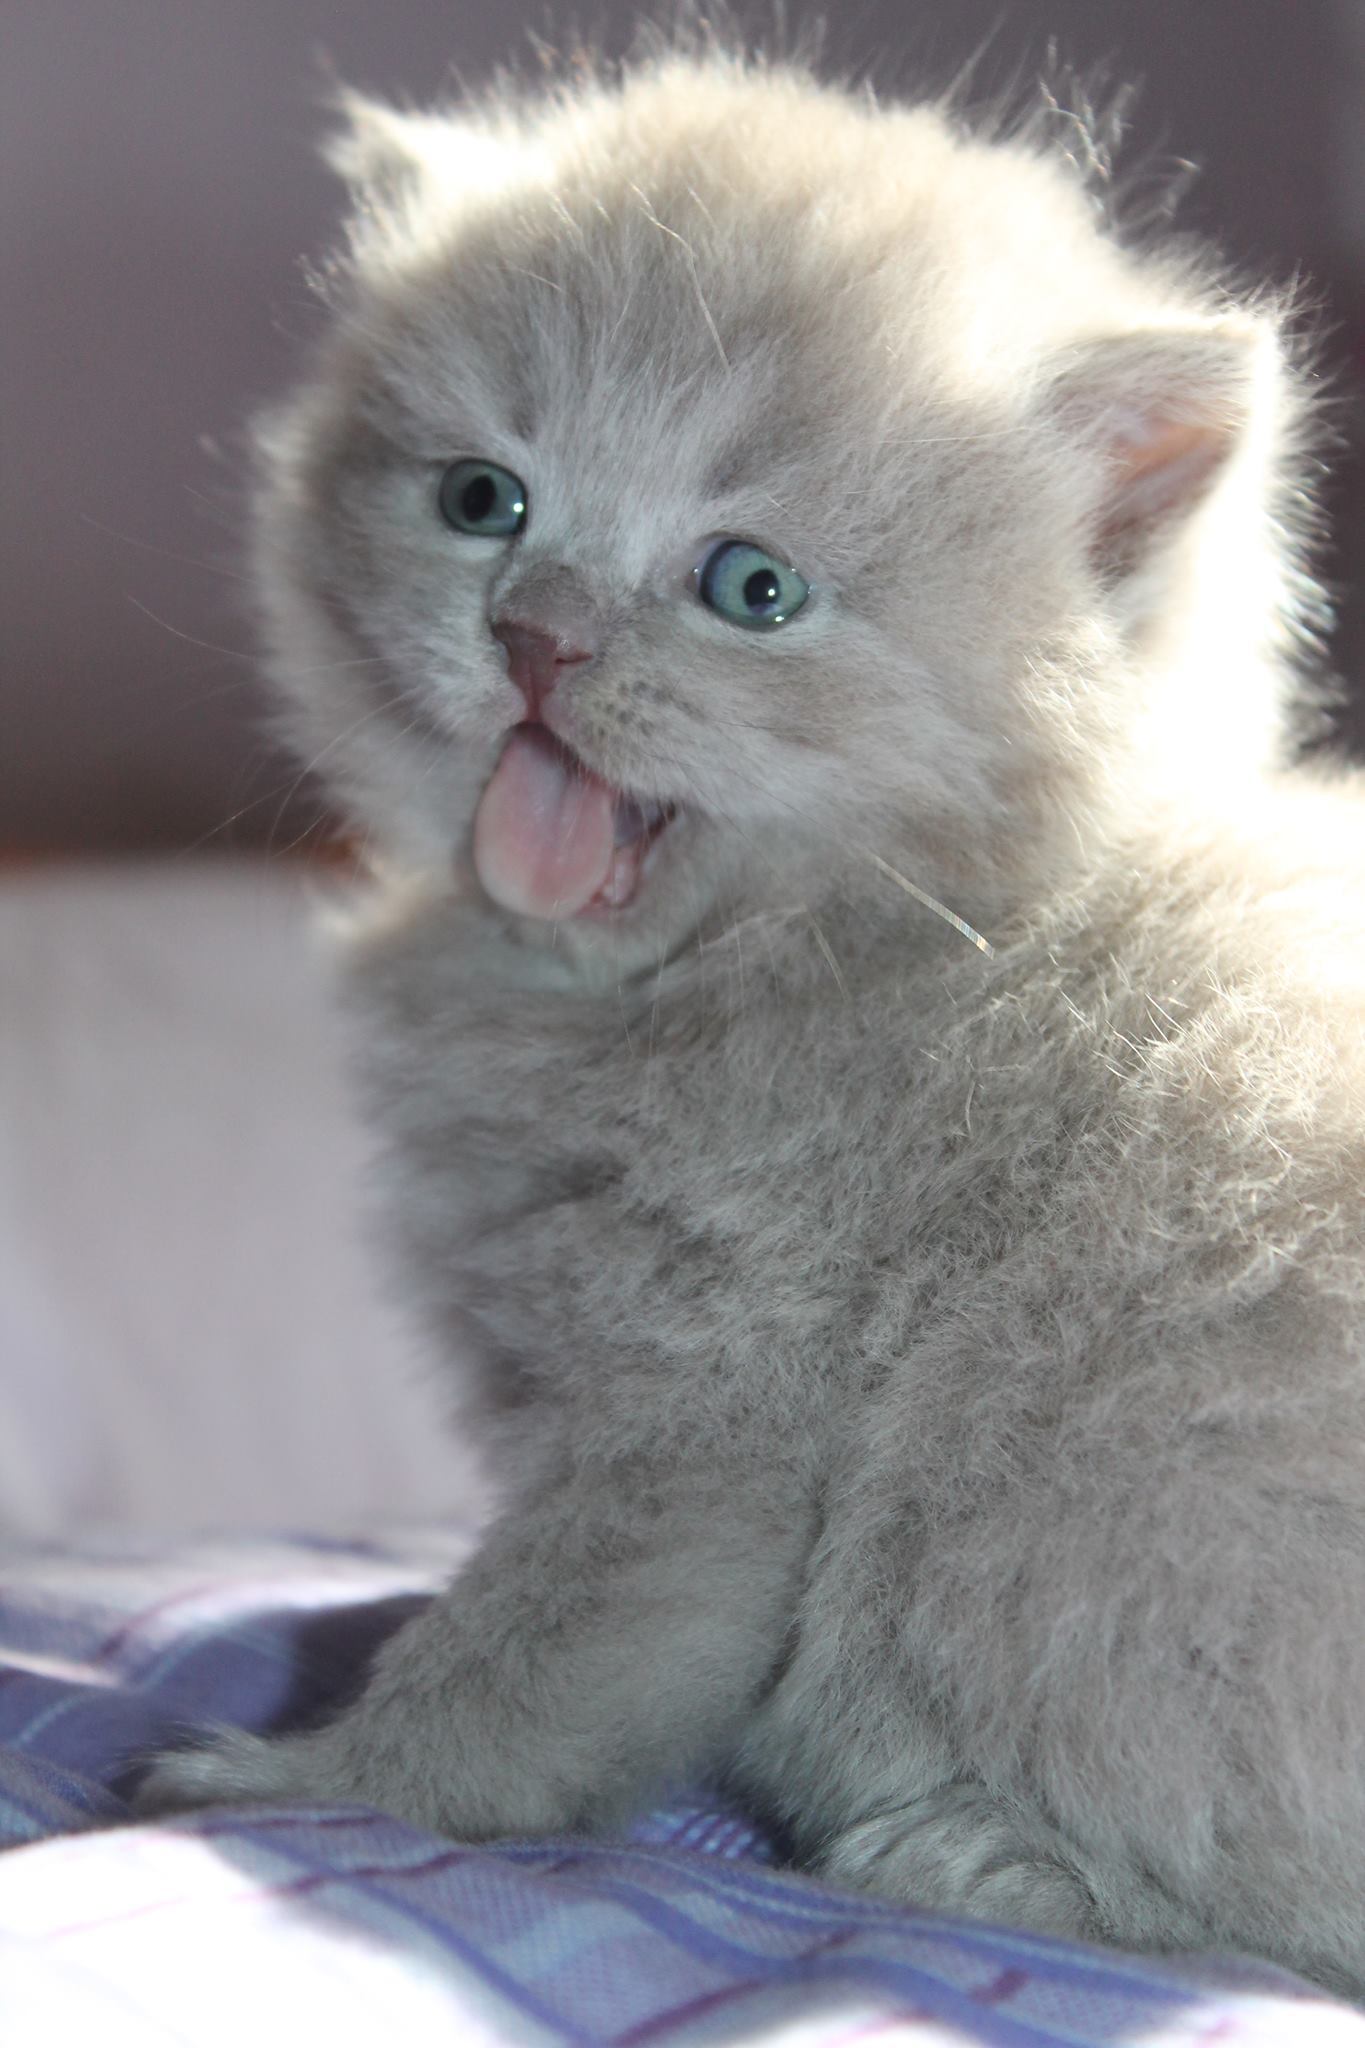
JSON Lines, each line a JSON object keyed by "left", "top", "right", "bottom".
{"left": 473, "top": 725, "right": 618, "bottom": 920}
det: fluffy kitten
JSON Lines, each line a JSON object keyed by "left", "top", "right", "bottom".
{"left": 140, "top": 44, "right": 1365, "bottom": 1997}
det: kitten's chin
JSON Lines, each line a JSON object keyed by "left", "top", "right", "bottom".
{"left": 471, "top": 722, "right": 679, "bottom": 926}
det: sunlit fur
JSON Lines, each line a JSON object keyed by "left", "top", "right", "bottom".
{"left": 142, "top": 46, "right": 1365, "bottom": 1997}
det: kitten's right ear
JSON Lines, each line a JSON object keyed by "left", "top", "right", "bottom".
{"left": 322, "top": 91, "right": 537, "bottom": 215}
{"left": 322, "top": 92, "right": 434, "bottom": 199}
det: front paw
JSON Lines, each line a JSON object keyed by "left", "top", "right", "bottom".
{"left": 133, "top": 1725, "right": 352, "bottom": 1818}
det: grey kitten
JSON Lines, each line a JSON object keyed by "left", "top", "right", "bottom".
{"left": 141, "top": 45, "right": 1365, "bottom": 1998}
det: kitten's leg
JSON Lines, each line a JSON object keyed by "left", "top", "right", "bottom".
{"left": 821, "top": 1783, "right": 1100, "bottom": 1937}
{"left": 736, "top": 1690, "right": 1132, "bottom": 1942}
{"left": 817, "top": 1781, "right": 1207, "bottom": 1949}
{"left": 729, "top": 1501, "right": 1216, "bottom": 1957}
{"left": 135, "top": 1462, "right": 811, "bottom": 1836}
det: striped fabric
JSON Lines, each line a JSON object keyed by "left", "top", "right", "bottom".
{"left": 0, "top": 1531, "right": 1359, "bottom": 2045}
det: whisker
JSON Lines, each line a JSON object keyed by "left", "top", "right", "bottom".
{"left": 128, "top": 585, "right": 397, "bottom": 685}
{"left": 268, "top": 804, "right": 340, "bottom": 862}
{"left": 77, "top": 512, "right": 250, "bottom": 583}
{"left": 125, "top": 596, "right": 257, "bottom": 663}
{"left": 867, "top": 854, "right": 996, "bottom": 957}
{"left": 648, "top": 719, "right": 997, "bottom": 964}
{"left": 272, "top": 652, "right": 397, "bottom": 679}
{"left": 265, "top": 697, "right": 444, "bottom": 861}
{"left": 180, "top": 694, "right": 410, "bottom": 858}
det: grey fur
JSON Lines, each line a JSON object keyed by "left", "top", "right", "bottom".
{"left": 138, "top": 47, "right": 1365, "bottom": 1997}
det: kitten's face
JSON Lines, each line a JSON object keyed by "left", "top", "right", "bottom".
{"left": 257, "top": 69, "right": 1271, "bottom": 974}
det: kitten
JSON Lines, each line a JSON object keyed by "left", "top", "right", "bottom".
{"left": 140, "top": 42, "right": 1365, "bottom": 1998}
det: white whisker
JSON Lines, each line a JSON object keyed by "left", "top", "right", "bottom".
{"left": 868, "top": 854, "right": 995, "bottom": 956}
{"left": 650, "top": 710, "right": 996, "bottom": 964}
{"left": 125, "top": 596, "right": 257, "bottom": 663}
{"left": 77, "top": 513, "right": 250, "bottom": 583}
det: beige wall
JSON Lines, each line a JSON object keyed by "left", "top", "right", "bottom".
{"left": 4, "top": 0, "right": 1362, "bottom": 852}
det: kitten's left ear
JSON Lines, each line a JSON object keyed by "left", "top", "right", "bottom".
{"left": 1046, "top": 322, "right": 1274, "bottom": 577}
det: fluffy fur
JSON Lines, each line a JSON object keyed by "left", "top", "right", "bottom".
{"left": 138, "top": 42, "right": 1365, "bottom": 1997}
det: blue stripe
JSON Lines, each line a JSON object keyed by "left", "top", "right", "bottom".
{"left": 490, "top": 1839, "right": 1205, "bottom": 2009}
{"left": 202, "top": 1821, "right": 603, "bottom": 2046}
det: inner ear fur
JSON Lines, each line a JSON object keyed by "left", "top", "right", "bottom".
{"left": 1046, "top": 323, "right": 1269, "bottom": 578}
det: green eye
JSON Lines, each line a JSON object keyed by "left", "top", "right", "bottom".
{"left": 438, "top": 459, "right": 528, "bottom": 537}
{"left": 698, "top": 539, "right": 809, "bottom": 631}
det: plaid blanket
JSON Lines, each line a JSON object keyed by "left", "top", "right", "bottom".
{"left": 0, "top": 1531, "right": 1360, "bottom": 2045}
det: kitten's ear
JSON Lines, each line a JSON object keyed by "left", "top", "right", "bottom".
{"left": 322, "top": 92, "right": 434, "bottom": 199}
{"left": 1046, "top": 323, "right": 1270, "bottom": 577}
{"left": 322, "top": 91, "right": 534, "bottom": 213}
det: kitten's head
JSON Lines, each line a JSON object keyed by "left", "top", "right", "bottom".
{"left": 257, "top": 50, "right": 1315, "bottom": 972}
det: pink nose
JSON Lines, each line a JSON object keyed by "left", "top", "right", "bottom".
{"left": 492, "top": 619, "right": 597, "bottom": 716}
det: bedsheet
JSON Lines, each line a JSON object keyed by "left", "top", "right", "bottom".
{"left": 0, "top": 1529, "right": 1360, "bottom": 2046}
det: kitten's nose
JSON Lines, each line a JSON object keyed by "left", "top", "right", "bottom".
{"left": 492, "top": 618, "right": 598, "bottom": 716}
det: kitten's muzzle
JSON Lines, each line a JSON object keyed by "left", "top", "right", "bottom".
{"left": 491, "top": 578, "right": 602, "bottom": 717}
{"left": 492, "top": 620, "right": 595, "bottom": 715}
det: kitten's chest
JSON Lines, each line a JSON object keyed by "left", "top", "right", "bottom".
{"left": 350, "top": 916, "right": 965, "bottom": 1412}
{"left": 388, "top": 964, "right": 891, "bottom": 1268}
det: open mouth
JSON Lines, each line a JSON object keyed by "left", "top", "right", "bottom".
{"left": 472, "top": 722, "right": 677, "bottom": 921}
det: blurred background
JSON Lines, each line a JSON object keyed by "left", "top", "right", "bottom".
{"left": 2, "top": 0, "right": 1363, "bottom": 1537}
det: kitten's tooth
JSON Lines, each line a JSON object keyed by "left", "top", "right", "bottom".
{"left": 598, "top": 840, "right": 645, "bottom": 908}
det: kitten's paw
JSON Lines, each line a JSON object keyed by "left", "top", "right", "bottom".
{"left": 822, "top": 1782, "right": 1104, "bottom": 1940}
{"left": 132, "top": 1727, "right": 348, "bottom": 1818}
